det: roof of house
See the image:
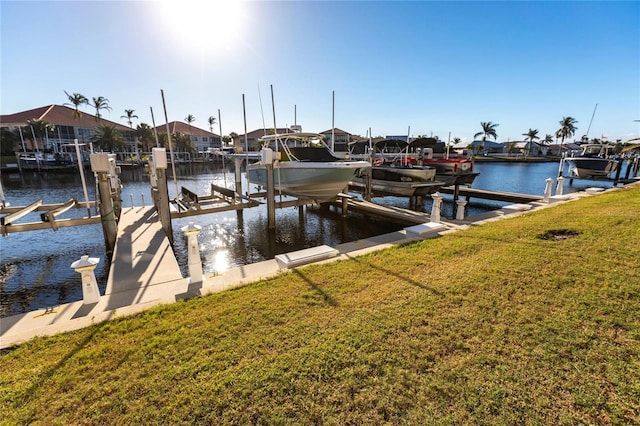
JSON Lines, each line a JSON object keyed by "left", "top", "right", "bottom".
{"left": 155, "top": 121, "right": 219, "bottom": 137}
{"left": 320, "top": 128, "right": 351, "bottom": 136}
{"left": 0, "top": 104, "right": 131, "bottom": 131}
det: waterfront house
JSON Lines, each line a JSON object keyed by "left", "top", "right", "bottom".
{"left": 155, "top": 121, "right": 221, "bottom": 153}
{"left": 0, "top": 104, "right": 135, "bottom": 152}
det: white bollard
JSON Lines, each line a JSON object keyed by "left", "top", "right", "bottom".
{"left": 181, "top": 221, "right": 203, "bottom": 285}
{"left": 543, "top": 178, "right": 553, "bottom": 202}
{"left": 555, "top": 176, "right": 565, "bottom": 196}
{"left": 141, "top": 193, "right": 145, "bottom": 207}
{"left": 71, "top": 255, "right": 101, "bottom": 304}
{"left": 431, "top": 192, "right": 443, "bottom": 223}
{"left": 456, "top": 200, "right": 467, "bottom": 220}
{"left": 130, "top": 193, "right": 135, "bottom": 209}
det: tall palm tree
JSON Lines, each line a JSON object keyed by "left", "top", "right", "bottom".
{"left": 121, "top": 109, "right": 138, "bottom": 128}
{"left": 185, "top": 114, "right": 196, "bottom": 156}
{"left": 207, "top": 115, "right": 217, "bottom": 147}
{"left": 555, "top": 116, "right": 578, "bottom": 145}
{"left": 91, "top": 96, "right": 112, "bottom": 122}
{"left": 522, "top": 128, "right": 539, "bottom": 157}
{"left": 473, "top": 121, "right": 499, "bottom": 154}
{"left": 92, "top": 124, "right": 126, "bottom": 152}
{"left": 63, "top": 91, "right": 88, "bottom": 119}
{"left": 135, "top": 123, "right": 155, "bottom": 153}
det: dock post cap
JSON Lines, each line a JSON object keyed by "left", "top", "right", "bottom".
{"left": 181, "top": 222, "right": 202, "bottom": 233}
{"left": 70, "top": 255, "right": 100, "bottom": 269}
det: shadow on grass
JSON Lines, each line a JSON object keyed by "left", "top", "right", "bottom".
{"left": 344, "top": 254, "right": 443, "bottom": 296}
{"left": 12, "top": 321, "right": 108, "bottom": 410}
{"left": 292, "top": 269, "right": 338, "bottom": 307}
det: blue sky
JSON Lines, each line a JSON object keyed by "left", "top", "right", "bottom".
{"left": 2, "top": 1, "right": 639, "bottom": 143}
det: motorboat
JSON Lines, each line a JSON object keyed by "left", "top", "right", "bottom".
{"left": 246, "top": 132, "right": 370, "bottom": 201}
{"left": 565, "top": 144, "right": 619, "bottom": 179}
{"left": 350, "top": 159, "right": 443, "bottom": 197}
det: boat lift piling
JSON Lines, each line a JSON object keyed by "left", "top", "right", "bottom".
{"left": 90, "top": 153, "right": 120, "bottom": 255}
{"left": 152, "top": 148, "right": 174, "bottom": 245}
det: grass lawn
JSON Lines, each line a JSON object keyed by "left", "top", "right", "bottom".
{"left": 2, "top": 185, "right": 639, "bottom": 424}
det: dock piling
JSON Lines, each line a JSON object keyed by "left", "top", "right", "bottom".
{"left": 543, "top": 178, "right": 553, "bottom": 202}
{"left": 181, "top": 222, "right": 203, "bottom": 286}
{"left": 431, "top": 192, "right": 443, "bottom": 223}
{"left": 71, "top": 255, "right": 101, "bottom": 304}
{"left": 456, "top": 200, "right": 467, "bottom": 220}
{"left": 91, "top": 154, "right": 118, "bottom": 254}
{"left": 555, "top": 176, "right": 565, "bottom": 196}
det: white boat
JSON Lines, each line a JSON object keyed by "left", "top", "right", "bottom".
{"left": 565, "top": 144, "right": 619, "bottom": 179}
{"left": 246, "top": 132, "right": 370, "bottom": 201}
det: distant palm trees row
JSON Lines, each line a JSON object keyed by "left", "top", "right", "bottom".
{"left": 469, "top": 117, "right": 579, "bottom": 155}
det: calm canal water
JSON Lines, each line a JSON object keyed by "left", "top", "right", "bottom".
{"left": 0, "top": 160, "right": 616, "bottom": 317}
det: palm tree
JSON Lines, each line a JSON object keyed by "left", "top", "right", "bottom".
{"left": 185, "top": 114, "right": 196, "bottom": 155}
{"left": 541, "top": 134, "right": 554, "bottom": 145}
{"left": 135, "top": 123, "right": 155, "bottom": 153}
{"left": 121, "top": 109, "right": 138, "bottom": 128}
{"left": 174, "top": 131, "right": 195, "bottom": 153}
{"left": 91, "top": 96, "right": 112, "bottom": 122}
{"left": 229, "top": 131, "right": 239, "bottom": 148}
{"left": 522, "top": 128, "right": 539, "bottom": 157}
{"left": 26, "top": 119, "right": 56, "bottom": 151}
{"left": 208, "top": 116, "right": 217, "bottom": 147}
{"left": 92, "top": 124, "right": 126, "bottom": 152}
{"left": 63, "top": 91, "right": 88, "bottom": 119}
{"left": 473, "top": 121, "right": 499, "bottom": 154}
{"left": 555, "top": 116, "right": 578, "bottom": 145}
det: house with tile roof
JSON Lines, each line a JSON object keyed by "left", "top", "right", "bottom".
{"left": 154, "top": 121, "right": 221, "bottom": 153}
{"left": 0, "top": 104, "right": 136, "bottom": 152}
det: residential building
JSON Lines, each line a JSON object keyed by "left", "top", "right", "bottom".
{"left": 0, "top": 104, "right": 135, "bottom": 151}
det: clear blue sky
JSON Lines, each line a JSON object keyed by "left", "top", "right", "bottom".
{"left": 2, "top": 1, "right": 639, "bottom": 143}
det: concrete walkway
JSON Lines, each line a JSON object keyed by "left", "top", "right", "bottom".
{"left": 0, "top": 186, "right": 614, "bottom": 350}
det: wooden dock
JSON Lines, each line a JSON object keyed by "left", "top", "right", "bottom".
{"left": 340, "top": 198, "right": 433, "bottom": 225}
{"left": 105, "top": 206, "right": 186, "bottom": 311}
{"left": 439, "top": 186, "right": 543, "bottom": 203}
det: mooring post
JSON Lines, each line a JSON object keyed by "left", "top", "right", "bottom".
{"left": 263, "top": 148, "right": 276, "bottom": 230}
{"left": 234, "top": 157, "right": 242, "bottom": 205}
{"left": 455, "top": 199, "right": 467, "bottom": 220}
{"left": 153, "top": 148, "right": 174, "bottom": 244}
{"left": 90, "top": 153, "right": 118, "bottom": 255}
{"left": 555, "top": 176, "right": 565, "bottom": 196}
{"left": 70, "top": 255, "right": 101, "bottom": 304}
{"left": 543, "top": 178, "right": 553, "bottom": 202}
{"left": 431, "top": 192, "right": 443, "bottom": 223}
{"left": 181, "top": 221, "right": 203, "bottom": 285}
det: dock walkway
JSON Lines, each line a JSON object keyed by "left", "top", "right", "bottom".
{"left": 1, "top": 206, "right": 189, "bottom": 348}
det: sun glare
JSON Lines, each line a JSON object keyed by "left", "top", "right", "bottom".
{"left": 157, "top": 1, "right": 246, "bottom": 53}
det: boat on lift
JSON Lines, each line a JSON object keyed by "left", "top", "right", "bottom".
{"left": 246, "top": 131, "right": 370, "bottom": 202}
{"left": 565, "top": 144, "right": 620, "bottom": 179}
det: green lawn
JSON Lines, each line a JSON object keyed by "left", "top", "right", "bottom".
{"left": 2, "top": 185, "right": 639, "bottom": 424}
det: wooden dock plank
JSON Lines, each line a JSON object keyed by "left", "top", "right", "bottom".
{"left": 439, "top": 186, "right": 542, "bottom": 203}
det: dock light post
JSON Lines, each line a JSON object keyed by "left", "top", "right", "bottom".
{"left": 71, "top": 255, "right": 101, "bottom": 304}
{"left": 543, "top": 178, "right": 553, "bottom": 202}
{"left": 431, "top": 192, "right": 443, "bottom": 223}
{"left": 456, "top": 200, "right": 467, "bottom": 220}
{"left": 555, "top": 176, "right": 565, "bottom": 196}
{"left": 181, "top": 222, "right": 203, "bottom": 285}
